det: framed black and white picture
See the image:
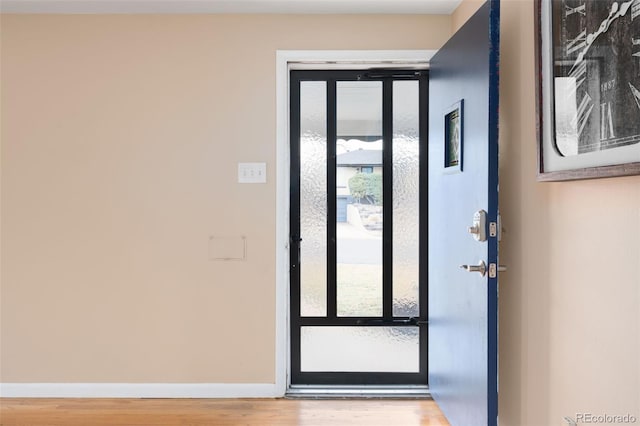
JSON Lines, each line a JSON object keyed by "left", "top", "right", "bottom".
{"left": 535, "top": 0, "right": 640, "bottom": 181}
{"left": 444, "top": 100, "right": 463, "bottom": 173}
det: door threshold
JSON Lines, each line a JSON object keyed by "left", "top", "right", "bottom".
{"left": 285, "top": 385, "right": 430, "bottom": 399}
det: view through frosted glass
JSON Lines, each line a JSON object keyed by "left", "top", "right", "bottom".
{"left": 392, "top": 81, "right": 420, "bottom": 317}
{"left": 300, "top": 81, "right": 327, "bottom": 317}
{"left": 335, "top": 81, "right": 383, "bottom": 317}
{"left": 301, "top": 326, "right": 419, "bottom": 372}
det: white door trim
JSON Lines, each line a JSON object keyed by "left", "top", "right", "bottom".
{"left": 275, "top": 50, "right": 435, "bottom": 395}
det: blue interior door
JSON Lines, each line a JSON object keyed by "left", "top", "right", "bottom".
{"left": 428, "top": 1, "right": 500, "bottom": 426}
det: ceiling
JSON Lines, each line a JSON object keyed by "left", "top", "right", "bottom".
{"left": 0, "top": 0, "right": 463, "bottom": 14}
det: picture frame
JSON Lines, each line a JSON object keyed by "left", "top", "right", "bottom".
{"left": 444, "top": 100, "right": 463, "bottom": 174}
{"left": 535, "top": 0, "right": 640, "bottom": 181}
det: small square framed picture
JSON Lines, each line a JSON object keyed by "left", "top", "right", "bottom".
{"left": 444, "top": 100, "right": 464, "bottom": 173}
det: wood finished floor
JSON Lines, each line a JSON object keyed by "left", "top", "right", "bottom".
{"left": 0, "top": 398, "right": 450, "bottom": 426}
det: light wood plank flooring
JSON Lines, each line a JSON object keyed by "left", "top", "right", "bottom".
{"left": 0, "top": 398, "right": 449, "bottom": 425}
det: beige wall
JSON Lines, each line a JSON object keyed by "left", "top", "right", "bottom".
{"left": 0, "top": 14, "right": 450, "bottom": 383}
{"left": 454, "top": 1, "right": 640, "bottom": 425}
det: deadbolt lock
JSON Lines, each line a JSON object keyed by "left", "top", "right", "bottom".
{"left": 468, "top": 210, "right": 487, "bottom": 242}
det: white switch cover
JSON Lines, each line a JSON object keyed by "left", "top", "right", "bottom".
{"left": 238, "top": 162, "right": 267, "bottom": 183}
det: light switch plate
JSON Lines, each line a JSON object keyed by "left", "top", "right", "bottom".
{"left": 238, "top": 162, "right": 267, "bottom": 183}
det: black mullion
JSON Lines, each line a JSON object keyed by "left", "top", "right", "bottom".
{"left": 419, "top": 73, "right": 430, "bottom": 379}
{"left": 382, "top": 79, "right": 393, "bottom": 319}
{"left": 289, "top": 72, "right": 302, "bottom": 382}
{"left": 327, "top": 80, "right": 337, "bottom": 319}
{"left": 297, "top": 317, "right": 419, "bottom": 326}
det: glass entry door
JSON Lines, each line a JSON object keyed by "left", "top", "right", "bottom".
{"left": 290, "top": 70, "right": 428, "bottom": 386}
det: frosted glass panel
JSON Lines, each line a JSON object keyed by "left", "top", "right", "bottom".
{"left": 336, "top": 81, "right": 382, "bottom": 139}
{"left": 301, "top": 326, "right": 419, "bottom": 372}
{"left": 392, "top": 81, "right": 420, "bottom": 317}
{"left": 336, "top": 81, "right": 383, "bottom": 317}
{"left": 300, "top": 82, "right": 327, "bottom": 317}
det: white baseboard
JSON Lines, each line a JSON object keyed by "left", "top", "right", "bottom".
{"left": 0, "top": 383, "right": 281, "bottom": 398}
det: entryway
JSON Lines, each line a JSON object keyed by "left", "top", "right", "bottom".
{"left": 288, "top": 69, "right": 428, "bottom": 387}
{"left": 278, "top": 2, "right": 500, "bottom": 420}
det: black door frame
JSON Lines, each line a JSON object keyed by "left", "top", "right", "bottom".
{"left": 289, "top": 69, "right": 429, "bottom": 386}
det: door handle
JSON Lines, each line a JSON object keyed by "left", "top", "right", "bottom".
{"left": 460, "top": 261, "right": 487, "bottom": 277}
{"left": 460, "top": 262, "right": 508, "bottom": 278}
